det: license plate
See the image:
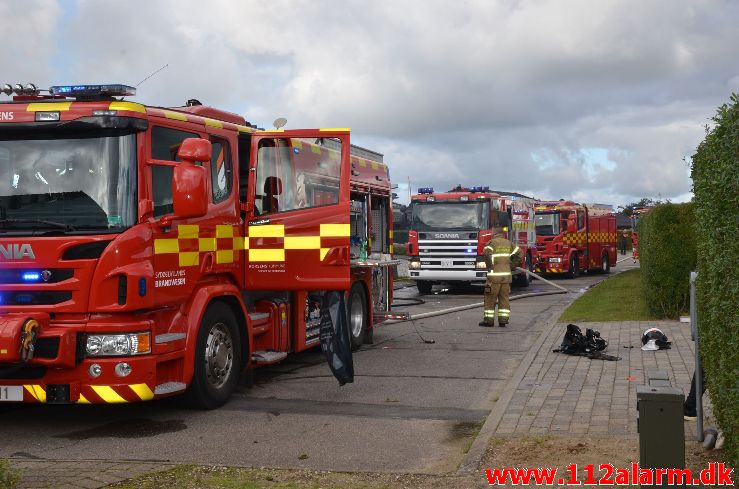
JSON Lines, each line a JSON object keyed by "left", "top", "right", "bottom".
{"left": 0, "top": 385, "right": 23, "bottom": 402}
{"left": 441, "top": 259, "right": 453, "bottom": 267}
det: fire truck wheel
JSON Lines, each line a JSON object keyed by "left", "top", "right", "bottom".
{"left": 348, "top": 283, "right": 368, "bottom": 350}
{"left": 184, "top": 303, "right": 242, "bottom": 409}
{"left": 601, "top": 253, "right": 611, "bottom": 274}
{"left": 416, "top": 280, "right": 433, "bottom": 294}
{"left": 567, "top": 254, "right": 580, "bottom": 279}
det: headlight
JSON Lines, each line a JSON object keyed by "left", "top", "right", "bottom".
{"left": 548, "top": 257, "right": 562, "bottom": 263}
{"left": 86, "top": 332, "right": 151, "bottom": 357}
{"left": 476, "top": 261, "right": 487, "bottom": 269}
{"left": 409, "top": 260, "right": 421, "bottom": 269}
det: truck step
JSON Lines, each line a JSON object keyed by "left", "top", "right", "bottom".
{"left": 251, "top": 350, "right": 288, "bottom": 365}
{"left": 374, "top": 311, "right": 410, "bottom": 321}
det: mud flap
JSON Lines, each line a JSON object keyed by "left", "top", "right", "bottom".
{"left": 319, "top": 291, "right": 354, "bottom": 385}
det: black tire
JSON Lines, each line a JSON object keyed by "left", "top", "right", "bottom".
{"left": 416, "top": 280, "right": 433, "bottom": 294}
{"left": 348, "top": 282, "right": 368, "bottom": 351}
{"left": 183, "top": 303, "right": 242, "bottom": 409}
{"left": 601, "top": 252, "right": 611, "bottom": 274}
{"left": 567, "top": 254, "right": 580, "bottom": 279}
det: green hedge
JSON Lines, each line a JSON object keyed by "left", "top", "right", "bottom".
{"left": 637, "top": 203, "right": 696, "bottom": 318}
{"left": 691, "top": 93, "right": 739, "bottom": 467}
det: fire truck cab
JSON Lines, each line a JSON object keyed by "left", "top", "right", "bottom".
{"left": 406, "top": 186, "right": 537, "bottom": 293}
{"left": 533, "top": 200, "right": 616, "bottom": 278}
{"left": 0, "top": 83, "right": 395, "bottom": 408}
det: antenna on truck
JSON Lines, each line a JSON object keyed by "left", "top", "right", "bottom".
{"left": 135, "top": 63, "right": 169, "bottom": 88}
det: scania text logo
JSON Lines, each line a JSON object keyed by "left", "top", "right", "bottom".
{"left": 433, "top": 233, "right": 460, "bottom": 239}
{"left": 0, "top": 243, "right": 35, "bottom": 260}
{"left": 0, "top": 112, "right": 14, "bottom": 121}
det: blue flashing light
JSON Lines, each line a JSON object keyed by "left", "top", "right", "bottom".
{"left": 470, "top": 186, "right": 490, "bottom": 192}
{"left": 418, "top": 187, "right": 434, "bottom": 194}
{"left": 50, "top": 84, "right": 136, "bottom": 98}
{"left": 21, "top": 271, "right": 41, "bottom": 282}
{"left": 139, "top": 277, "right": 147, "bottom": 297}
{"left": 466, "top": 248, "right": 474, "bottom": 253}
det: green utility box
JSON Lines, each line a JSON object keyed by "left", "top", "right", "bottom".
{"left": 637, "top": 384, "right": 685, "bottom": 480}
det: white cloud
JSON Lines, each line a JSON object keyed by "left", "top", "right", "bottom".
{"left": 2, "top": 0, "right": 736, "bottom": 207}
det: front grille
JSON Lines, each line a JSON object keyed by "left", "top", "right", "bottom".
{"left": 0, "top": 364, "right": 47, "bottom": 379}
{"left": 418, "top": 239, "right": 478, "bottom": 269}
{"left": 0, "top": 291, "right": 72, "bottom": 305}
{"left": 0, "top": 269, "right": 74, "bottom": 284}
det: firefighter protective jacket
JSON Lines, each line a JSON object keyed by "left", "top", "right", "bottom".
{"left": 483, "top": 236, "right": 523, "bottom": 284}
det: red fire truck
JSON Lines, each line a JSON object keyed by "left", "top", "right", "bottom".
{"left": 0, "top": 83, "right": 396, "bottom": 408}
{"left": 533, "top": 200, "right": 616, "bottom": 277}
{"left": 406, "top": 186, "right": 537, "bottom": 293}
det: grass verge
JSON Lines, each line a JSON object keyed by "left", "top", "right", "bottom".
{"left": 0, "top": 459, "right": 20, "bottom": 489}
{"left": 559, "top": 268, "right": 655, "bottom": 322}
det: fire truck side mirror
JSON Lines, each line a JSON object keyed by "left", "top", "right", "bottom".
{"left": 177, "top": 138, "right": 212, "bottom": 163}
{"left": 170, "top": 138, "right": 210, "bottom": 220}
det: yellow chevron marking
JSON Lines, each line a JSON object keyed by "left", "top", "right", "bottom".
{"left": 24, "top": 385, "right": 46, "bottom": 402}
{"left": 92, "top": 385, "right": 127, "bottom": 403}
{"left": 203, "top": 118, "right": 223, "bottom": 128}
{"left": 198, "top": 237, "right": 216, "bottom": 252}
{"left": 179, "top": 252, "right": 199, "bottom": 267}
{"left": 319, "top": 128, "right": 350, "bottom": 132}
{"left": 216, "top": 225, "right": 234, "bottom": 238}
{"left": 178, "top": 225, "right": 199, "bottom": 239}
{"left": 154, "top": 239, "right": 179, "bottom": 254}
{"left": 216, "top": 250, "right": 234, "bottom": 263}
{"left": 248, "top": 224, "right": 285, "bottom": 238}
{"left": 320, "top": 248, "right": 330, "bottom": 260}
{"left": 130, "top": 383, "right": 154, "bottom": 401}
{"left": 26, "top": 102, "right": 72, "bottom": 112}
{"left": 284, "top": 236, "right": 321, "bottom": 249}
{"left": 249, "top": 248, "right": 285, "bottom": 261}
{"left": 163, "top": 110, "right": 188, "bottom": 121}
{"left": 77, "top": 394, "right": 91, "bottom": 404}
{"left": 320, "top": 223, "right": 350, "bottom": 237}
{"left": 109, "top": 101, "right": 146, "bottom": 113}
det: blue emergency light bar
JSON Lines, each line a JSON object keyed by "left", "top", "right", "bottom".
{"left": 470, "top": 186, "right": 490, "bottom": 192}
{"left": 418, "top": 187, "right": 434, "bottom": 194}
{"left": 49, "top": 84, "right": 136, "bottom": 98}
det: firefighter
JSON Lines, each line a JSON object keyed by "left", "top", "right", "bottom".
{"left": 480, "top": 227, "right": 523, "bottom": 327}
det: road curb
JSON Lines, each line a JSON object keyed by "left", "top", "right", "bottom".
{"left": 455, "top": 299, "right": 570, "bottom": 475}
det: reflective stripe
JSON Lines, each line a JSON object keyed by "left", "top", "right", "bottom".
{"left": 498, "top": 309, "right": 510, "bottom": 313}
{"left": 499, "top": 311, "right": 510, "bottom": 317}
{"left": 484, "top": 246, "right": 494, "bottom": 252}
{"left": 510, "top": 246, "right": 520, "bottom": 256}
{"left": 487, "top": 271, "right": 511, "bottom": 276}
{"left": 491, "top": 253, "right": 510, "bottom": 258}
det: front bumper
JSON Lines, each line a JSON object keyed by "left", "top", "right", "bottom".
{"left": 535, "top": 256, "right": 567, "bottom": 274}
{"left": 0, "top": 313, "right": 180, "bottom": 404}
{"left": 409, "top": 269, "right": 487, "bottom": 282}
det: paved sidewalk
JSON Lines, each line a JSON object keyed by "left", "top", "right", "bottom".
{"left": 493, "top": 319, "right": 705, "bottom": 439}
{"left": 6, "top": 459, "right": 173, "bottom": 489}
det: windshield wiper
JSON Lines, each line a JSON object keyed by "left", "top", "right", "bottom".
{"left": 0, "top": 218, "right": 76, "bottom": 231}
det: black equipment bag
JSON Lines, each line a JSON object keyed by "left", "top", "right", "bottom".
{"left": 319, "top": 291, "right": 354, "bottom": 385}
{"left": 554, "top": 323, "right": 619, "bottom": 361}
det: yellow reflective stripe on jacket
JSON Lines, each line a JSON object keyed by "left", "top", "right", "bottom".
{"left": 487, "top": 271, "right": 511, "bottom": 276}
{"left": 510, "top": 246, "right": 520, "bottom": 256}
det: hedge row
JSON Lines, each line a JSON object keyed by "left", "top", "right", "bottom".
{"left": 691, "top": 93, "right": 739, "bottom": 467}
{"left": 637, "top": 203, "right": 696, "bottom": 318}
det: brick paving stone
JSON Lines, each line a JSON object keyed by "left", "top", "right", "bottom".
{"left": 494, "top": 319, "right": 709, "bottom": 438}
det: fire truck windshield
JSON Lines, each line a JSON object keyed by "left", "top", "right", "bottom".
{"left": 410, "top": 201, "right": 489, "bottom": 231}
{"left": 0, "top": 130, "right": 137, "bottom": 234}
{"left": 534, "top": 211, "right": 560, "bottom": 236}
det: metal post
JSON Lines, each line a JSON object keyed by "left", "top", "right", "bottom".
{"left": 690, "top": 271, "right": 703, "bottom": 442}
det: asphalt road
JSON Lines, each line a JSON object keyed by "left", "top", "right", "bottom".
{"left": 0, "top": 266, "right": 633, "bottom": 475}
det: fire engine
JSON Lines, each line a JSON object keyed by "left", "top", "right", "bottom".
{"left": 406, "top": 186, "right": 537, "bottom": 293}
{"left": 0, "top": 83, "right": 396, "bottom": 408}
{"left": 533, "top": 200, "right": 616, "bottom": 277}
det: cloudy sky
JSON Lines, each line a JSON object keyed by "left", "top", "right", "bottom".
{"left": 3, "top": 0, "right": 738, "bottom": 207}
